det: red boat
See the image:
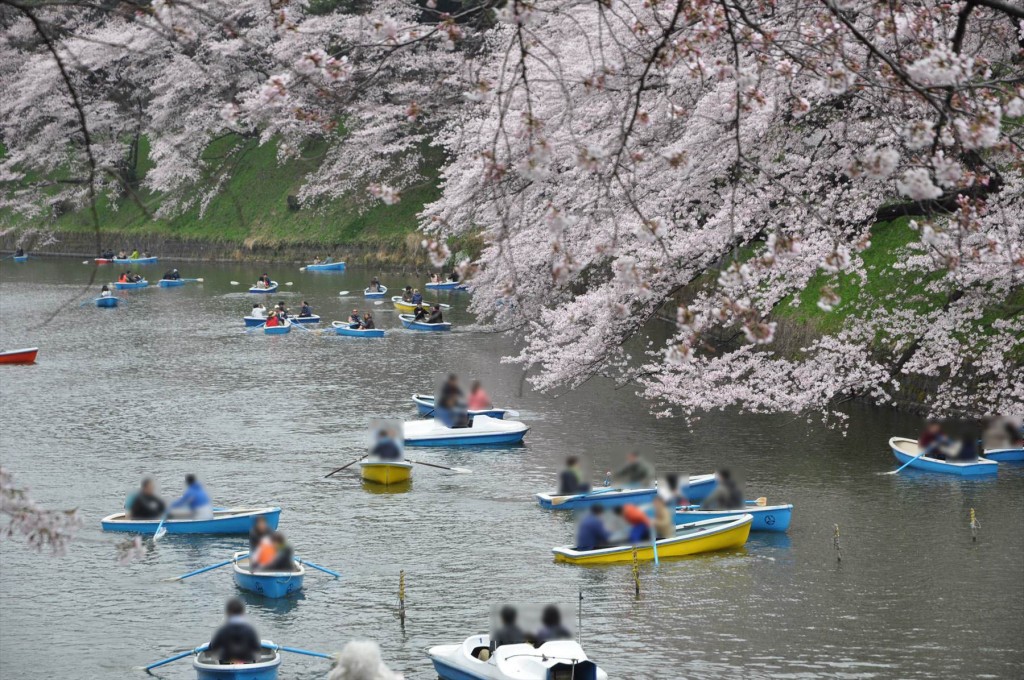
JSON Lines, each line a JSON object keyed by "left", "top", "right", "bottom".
{"left": 0, "top": 347, "right": 39, "bottom": 364}
{"left": 94, "top": 258, "right": 113, "bottom": 264}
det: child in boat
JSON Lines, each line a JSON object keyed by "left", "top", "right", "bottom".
{"left": 558, "top": 455, "right": 590, "bottom": 495}
{"left": 126, "top": 478, "right": 165, "bottom": 520}
{"left": 169, "top": 474, "right": 213, "bottom": 520}
{"left": 466, "top": 381, "right": 491, "bottom": 411}
{"left": 209, "top": 598, "right": 262, "bottom": 664}
{"left": 576, "top": 505, "right": 612, "bottom": 550}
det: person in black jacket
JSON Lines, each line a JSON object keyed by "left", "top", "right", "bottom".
{"left": 535, "top": 605, "right": 572, "bottom": 644}
{"left": 128, "top": 478, "right": 165, "bottom": 520}
{"left": 209, "top": 598, "right": 262, "bottom": 664}
{"left": 248, "top": 516, "right": 271, "bottom": 553}
{"left": 491, "top": 606, "right": 526, "bottom": 650}
{"left": 427, "top": 304, "right": 444, "bottom": 324}
{"left": 557, "top": 456, "right": 590, "bottom": 495}
{"left": 700, "top": 469, "right": 744, "bottom": 510}
{"left": 258, "top": 533, "right": 295, "bottom": 572}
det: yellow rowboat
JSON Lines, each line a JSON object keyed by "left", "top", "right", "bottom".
{"left": 552, "top": 514, "right": 752, "bottom": 565}
{"left": 391, "top": 296, "right": 421, "bottom": 313}
{"left": 359, "top": 460, "right": 413, "bottom": 485}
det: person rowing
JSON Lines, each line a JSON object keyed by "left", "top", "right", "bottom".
{"left": 208, "top": 598, "right": 262, "bottom": 665}
{"left": 427, "top": 304, "right": 443, "bottom": 324}
{"left": 125, "top": 477, "right": 166, "bottom": 520}
{"left": 576, "top": 505, "right": 611, "bottom": 551}
{"left": 130, "top": 249, "right": 140, "bottom": 259}
{"left": 368, "top": 277, "right": 382, "bottom": 293}
{"left": 613, "top": 451, "right": 655, "bottom": 488}
{"left": 14, "top": 247, "right": 24, "bottom": 257}
{"left": 298, "top": 301, "right": 313, "bottom": 318}
{"left": 100, "top": 284, "right": 112, "bottom": 298}
{"left": 169, "top": 474, "right": 213, "bottom": 520}
{"left": 558, "top": 455, "right": 590, "bottom": 495}
{"left": 412, "top": 303, "right": 428, "bottom": 322}
{"left": 699, "top": 468, "right": 744, "bottom": 510}
{"left": 162, "top": 268, "right": 181, "bottom": 280}
{"left": 621, "top": 503, "right": 652, "bottom": 543}
{"left": 253, "top": 531, "right": 294, "bottom": 572}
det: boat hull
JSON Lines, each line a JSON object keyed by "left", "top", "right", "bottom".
{"left": 194, "top": 647, "right": 281, "bottom": 680}
{"left": 101, "top": 508, "right": 281, "bottom": 535}
{"left": 263, "top": 322, "right": 291, "bottom": 335}
{"left": 552, "top": 514, "right": 752, "bottom": 564}
{"left": 889, "top": 437, "right": 998, "bottom": 476}
{"left": 0, "top": 348, "right": 38, "bottom": 365}
{"left": 425, "top": 281, "right": 461, "bottom": 291}
{"left": 682, "top": 474, "right": 716, "bottom": 502}
{"left": 158, "top": 279, "right": 186, "bottom": 287}
{"left": 360, "top": 461, "right": 413, "bottom": 485}
{"left": 983, "top": 448, "right": 1024, "bottom": 462}
{"left": 332, "top": 322, "right": 385, "bottom": 338}
{"left": 428, "top": 637, "right": 606, "bottom": 680}
{"left": 112, "top": 257, "right": 158, "bottom": 265}
{"left": 411, "top": 394, "right": 507, "bottom": 419}
{"left": 674, "top": 503, "right": 793, "bottom": 532}
{"left": 232, "top": 553, "right": 304, "bottom": 598}
{"left": 364, "top": 285, "right": 388, "bottom": 298}
{"left": 536, "top": 488, "right": 656, "bottom": 511}
{"left": 95, "top": 297, "right": 118, "bottom": 308}
{"left": 391, "top": 296, "right": 424, "bottom": 313}
{"left": 305, "top": 262, "right": 345, "bottom": 271}
{"left": 13, "top": 255, "right": 28, "bottom": 262}
{"left": 249, "top": 282, "right": 279, "bottom": 294}
{"left": 244, "top": 316, "right": 267, "bottom": 327}
{"left": 114, "top": 280, "right": 148, "bottom": 290}
{"left": 290, "top": 315, "right": 320, "bottom": 324}
{"left": 399, "top": 314, "right": 451, "bottom": 331}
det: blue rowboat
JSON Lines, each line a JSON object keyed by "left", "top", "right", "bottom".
{"left": 113, "top": 256, "right": 158, "bottom": 265}
{"left": 411, "top": 393, "right": 508, "bottom": 419}
{"left": 232, "top": 552, "right": 304, "bottom": 598}
{"left": 983, "top": 447, "right": 1024, "bottom": 462}
{"left": 13, "top": 254, "right": 28, "bottom": 262}
{"left": 536, "top": 487, "right": 656, "bottom": 510}
{"left": 244, "top": 316, "right": 268, "bottom": 327}
{"left": 194, "top": 644, "right": 281, "bottom": 680}
{"left": 331, "top": 321, "right": 385, "bottom": 338}
{"left": 424, "top": 281, "right": 461, "bottom": 291}
{"left": 263, "top": 320, "right": 291, "bottom": 335}
{"left": 290, "top": 314, "right": 320, "bottom": 324}
{"left": 305, "top": 261, "right": 345, "bottom": 271}
{"left": 889, "top": 437, "right": 998, "bottom": 476}
{"left": 682, "top": 473, "right": 717, "bottom": 502}
{"left": 674, "top": 502, "right": 793, "bottom": 532}
{"left": 100, "top": 507, "right": 281, "bottom": 535}
{"left": 159, "top": 278, "right": 186, "bottom": 287}
{"left": 403, "top": 414, "right": 528, "bottom": 446}
{"left": 398, "top": 314, "right": 451, "bottom": 332}
{"left": 249, "top": 281, "right": 279, "bottom": 294}
{"left": 95, "top": 296, "right": 119, "bottom": 308}
{"left": 114, "top": 279, "right": 148, "bottom": 290}
{"left": 364, "top": 285, "right": 388, "bottom": 298}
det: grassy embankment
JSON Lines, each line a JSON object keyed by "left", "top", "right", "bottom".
{"left": 4, "top": 135, "right": 463, "bottom": 263}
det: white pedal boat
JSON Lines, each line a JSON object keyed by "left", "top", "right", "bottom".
{"left": 403, "top": 415, "right": 528, "bottom": 446}
{"left": 429, "top": 635, "right": 606, "bottom": 680}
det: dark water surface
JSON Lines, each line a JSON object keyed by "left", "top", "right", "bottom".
{"left": 1, "top": 258, "right": 1021, "bottom": 679}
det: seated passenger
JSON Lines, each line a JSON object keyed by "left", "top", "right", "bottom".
{"left": 360, "top": 313, "right": 376, "bottom": 330}
{"left": 412, "top": 289, "right": 423, "bottom": 305}
{"left": 576, "top": 505, "right": 611, "bottom": 551}
{"left": 255, "top": 532, "right": 294, "bottom": 572}
{"left": 558, "top": 455, "right": 590, "bottom": 495}
{"left": 466, "top": 380, "right": 491, "bottom": 411}
{"left": 699, "top": 469, "right": 744, "bottom": 510}
{"left": 950, "top": 434, "right": 980, "bottom": 462}
{"left": 100, "top": 285, "right": 112, "bottom": 298}
{"left": 491, "top": 605, "right": 526, "bottom": 650}
{"left": 118, "top": 272, "right": 129, "bottom": 283}
{"left": 250, "top": 304, "right": 266, "bottom": 319}
{"left": 622, "top": 504, "right": 651, "bottom": 543}
{"left": 248, "top": 516, "right": 271, "bottom": 553}
{"left": 402, "top": 286, "right": 413, "bottom": 302}
{"left": 208, "top": 598, "right": 262, "bottom": 664}
{"left": 162, "top": 268, "right": 181, "bottom": 280}
{"left": 265, "top": 313, "right": 280, "bottom": 327}
{"left": 371, "top": 429, "right": 402, "bottom": 461}
{"left": 348, "top": 309, "right": 362, "bottom": 325}
{"left": 535, "top": 605, "right": 572, "bottom": 644}
{"left": 413, "top": 304, "right": 428, "bottom": 322}
{"left": 651, "top": 496, "right": 675, "bottom": 539}
{"left": 169, "top": 474, "right": 213, "bottom": 519}
{"left": 299, "top": 301, "right": 313, "bottom": 318}
{"left": 614, "top": 451, "right": 655, "bottom": 488}
{"left": 127, "top": 478, "right": 166, "bottom": 520}
{"left": 368, "top": 278, "right": 381, "bottom": 292}
{"left": 427, "top": 305, "right": 443, "bottom": 324}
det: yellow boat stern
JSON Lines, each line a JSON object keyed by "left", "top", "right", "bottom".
{"left": 359, "top": 461, "right": 413, "bottom": 485}
{"left": 552, "top": 514, "right": 752, "bottom": 565}
{"left": 392, "top": 299, "right": 420, "bottom": 313}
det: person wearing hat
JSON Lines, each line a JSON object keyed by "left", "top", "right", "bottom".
{"left": 162, "top": 268, "right": 181, "bottom": 280}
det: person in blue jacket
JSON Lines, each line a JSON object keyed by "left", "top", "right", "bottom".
{"left": 576, "top": 505, "right": 611, "bottom": 551}
{"left": 170, "top": 474, "right": 213, "bottom": 520}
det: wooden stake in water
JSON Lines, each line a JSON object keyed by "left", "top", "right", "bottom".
{"left": 833, "top": 524, "right": 843, "bottom": 562}
{"left": 632, "top": 546, "right": 641, "bottom": 598}
{"left": 398, "top": 570, "right": 406, "bottom": 628}
{"left": 577, "top": 588, "right": 583, "bottom": 645}
{"left": 970, "top": 508, "right": 980, "bottom": 542}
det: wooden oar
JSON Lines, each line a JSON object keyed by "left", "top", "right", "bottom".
{"left": 181, "top": 278, "right": 204, "bottom": 283}
{"left": 338, "top": 290, "right": 351, "bottom": 296}
{"left": 143, "top": 644, "right": 209, "bottom": 671}
{"left": 295, "top": 557, "right": 341, "bottom": 578}
{"left": 163, "top": 554, "right": 246, "bottom": 582}
{"left": 407, "top": 459, "right": 472, "bottom": 474}
{"left": 887, "top": 447, "right": 930, "bottom": 475}
{"left": 551, "top": 486, "right": 620, "bottom": 507}
{"left": 153, "top": 513, "right": 169, "bottom": 541}
{"left": 324, "top": 455, "right": 368, "bottom": 478}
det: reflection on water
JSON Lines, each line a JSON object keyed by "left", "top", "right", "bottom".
{"left": 0, "top": 258, "right": 1022, "bottom": 679}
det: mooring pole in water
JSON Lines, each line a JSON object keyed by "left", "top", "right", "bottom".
{"left": 398, "top": 570, "right": 406, "bottom": 628}
{"left": 970, "top": 508, "right": 980, "bottom": 542}
{"left": 577, "top": 588, "right": 583, "bottom": 645}
{"left": 833, "top": 524, "right": 842, "bottom": 562}
{"left": 632, "top": 546, "right": 641, "bottom": 598}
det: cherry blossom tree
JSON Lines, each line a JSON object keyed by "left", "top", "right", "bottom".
{"left": 0, "top": 467, "right": 81, "bottom": 555}
{"left": 1, "top": 0, "right": 1021, "bottom": 421}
